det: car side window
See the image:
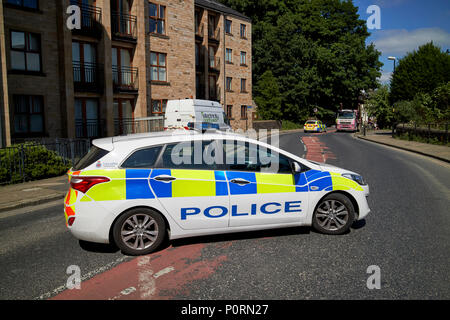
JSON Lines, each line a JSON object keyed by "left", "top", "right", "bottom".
{"left": 121, "top": 146, "right": 162, "bottom": 168}
{"left": 157, "top": 140, "right": 222, "bottom": 170}
{"left": 223, "top": 140, "right": 292, "bottom": 174}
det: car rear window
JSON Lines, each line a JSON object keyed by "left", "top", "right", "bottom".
{"left": 73, "top": 146, "right": 109, "bottom": 171}
{"left": 121, "top": 146, "right": 163, "bottom": 168}
{"left": 306, "top": 121, "right": 316, "bottom": 124}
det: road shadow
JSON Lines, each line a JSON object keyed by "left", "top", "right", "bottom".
{"left": 168, "top": 226, "right": 311, "bottom": 249}
{"left": 78, "top": 221, "right": 366, "bottom": 255}
{"left": 351, "top": 219, "right": 366, "bottom": 230}
{"left": 79, "top": 240, "right": 119, "bottom": 253}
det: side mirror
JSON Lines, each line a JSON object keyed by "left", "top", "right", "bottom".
{"left": 291, "top": 162, "right": 302, "bottom": 174}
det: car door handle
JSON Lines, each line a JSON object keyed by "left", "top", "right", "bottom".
{"left": 154, "top": 175, "right": 176, "bottom": 182}
{"left": 230, "top": 178, "right": 251, "bottom": 185}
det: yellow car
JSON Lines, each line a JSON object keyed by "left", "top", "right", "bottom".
{"left": 304, "top": 120, "right": 326, "bottom": 133}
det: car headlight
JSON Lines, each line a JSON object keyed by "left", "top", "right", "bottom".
{"left": 342, "top": 173, "right": 367, "bottom": 185}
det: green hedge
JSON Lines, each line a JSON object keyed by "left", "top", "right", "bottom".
{"left": 0, "top": 143, "right": 71, "bottom": 184}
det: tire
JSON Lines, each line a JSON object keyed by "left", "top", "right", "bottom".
{"left": 312, "top": 193, "right": 355, "bottom": 235}
{"left": 113, "top": 208, "right": 166, "bottom": 255}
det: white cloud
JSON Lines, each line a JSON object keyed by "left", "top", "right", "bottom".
{"left": 378, "top": 71, "right": 392, "bottom": 84}
{"left": 372, "top": 27, "right": 450, "bottom": 56}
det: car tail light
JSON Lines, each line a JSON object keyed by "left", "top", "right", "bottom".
{"left": 68, "top": 217, "right": 76, "bottom": 226}
{"left": 70, "top": 176, "right": 110, "bottom": 194}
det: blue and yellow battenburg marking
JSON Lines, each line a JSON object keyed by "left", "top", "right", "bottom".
{"left": 70, "top": 168, "right": 362, "bottom": 202}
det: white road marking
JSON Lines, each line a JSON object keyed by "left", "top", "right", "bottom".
{"left": 34, "top": 255, "right": 129, "bottom": 300}
{"left": 153, "top": 266, "right": 175, "bottom": 279}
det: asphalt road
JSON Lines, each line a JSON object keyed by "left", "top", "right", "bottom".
{"left": 0, "top": 131, "right": 449, "bottom": 299}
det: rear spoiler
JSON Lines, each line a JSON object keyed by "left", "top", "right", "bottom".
{"left": 92, "top": 137, "right": 114, "bottom": 151}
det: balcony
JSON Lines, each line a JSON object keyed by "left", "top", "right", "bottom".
{"left": 114, "top": 117, "right": 164, "bottom": 135}
{"left": 209, "top": 56, "right": 220, "bottom": 73}
{"left": 112, "top": 66, "right": 139, "bottom": 93}
{"left": 195, "top": 23, "right": 204, "bottom": 40}
{"left": 208, "top": 27, "right": 220, "bottom": 43}
{"left": 209, "top": 85, "right": 221, "bottom": 102}
{"left": 111, "top": 12, "right": 137, "bottom": 42}
{"left": 70, "top": 1, "right": 102, "bottom": 38}
{"left": 75, "top": 119, "right": 105, "bottom": 139}
{"left": 73, "top": 62, "right": 103, "bottom": 93}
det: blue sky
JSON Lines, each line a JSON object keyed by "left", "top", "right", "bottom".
{"left": 353, "top": 0, "right": 450, "bottom": 83}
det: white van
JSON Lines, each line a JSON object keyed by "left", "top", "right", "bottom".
{"left": 164, "top": 99, "right": 231, "bottom": 131}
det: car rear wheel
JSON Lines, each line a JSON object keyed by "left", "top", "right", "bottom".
{"left": 113, "top": 208, "right": 166, "bottom": 255}
{"left": 312, "top": 193, "right": 355, "bottom": 235}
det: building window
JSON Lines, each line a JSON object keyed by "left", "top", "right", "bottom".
{"left": 241, "top": 78, "right": 247, "bottom": 93}
{"left": 225, "top": 48, "right": 232, "bottom": 63}
{"left": 13, "top": 95, "right": 44, "bottom": 135}
{"left": 72, "top": 41, "right": 97, "bottom": 84}
{"left": 114, "top": 99, "right": 134, "bottom": 121}
{"left": 240, "top": 51, "right": 246, "bottom": 65}
{"left": 240, "top": 24, "right": 247, "bottom": 38}
{"left": 225, "top": 19, "right": 232, "bottom": 34}
{"left": 114, "top": 98, "right": 134, "bottom": 135}
{"left": 149, "top": 2, "right": 166, "bottom": 35}
{"left": 226, "top": 77, "right": 232, "bottom": 92}
{"left": 6, "top": 0, "right": 38, "bottom": 10}
{"left": 241, "top": 105, "right": 248, "bottom": 119}
{"left": 150, "top": 99, "right": 167, "bottom": 114}
{"left": 226, "top": 105, "right": 233, "bottom": 119}
{"left": 75, "top": 98, "right": 99, "bottom": 138}
{"left": 10, "top": 30, "right": 41, "bottom": 72}
{"left": 150, "top": 52, "right": 167, "bottom": 82}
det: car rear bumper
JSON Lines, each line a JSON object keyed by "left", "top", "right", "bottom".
{"left": 66, "top": 200, "right": 113, "bottom": 244}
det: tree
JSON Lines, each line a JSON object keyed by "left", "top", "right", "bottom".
{"left": 365, "top": 84, "right": 393, "bottom": 128}
{"left": 254, "top": 70, "right": 283, "bottom": 120}
{"left": 218, "top": 0, "right": 382, "bottom": 122}
{"left": 431, "top": 82, "right": 450, "bottom": 122}
{"left": 390, "top": 42, "right": 450, "bottom": 104}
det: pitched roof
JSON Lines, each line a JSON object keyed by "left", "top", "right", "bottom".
{"left": 195, "top": 0, "right": 251, "bottom": 22}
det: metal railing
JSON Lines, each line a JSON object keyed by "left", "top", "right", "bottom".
{"left": 112, "top": 66, "right": 139, "bottom": 92}
{"left": 111, "top": 12, "right": 137, "bottom": 40}
{"left": 395, "top": 122, "right": 449, "bottom": 144}
{"left": 114, "top": 117, "right": 165, "bottom": 136}
{"left": 73, "top": 61, "right": 103, "bottom": 92}
{"left": 0, "top": 139, "right": 90, "bottom": 185}
{"left": 70, "top": 1, "right": 102, "bottom": 37}
{"left": 75, "top": 119, "right": 105, "bottom": 139}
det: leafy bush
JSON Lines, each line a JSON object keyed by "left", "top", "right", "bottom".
{"left": 281, "top": 120, "right": 304, "bottom": 130}
{"left": 0, "top": 143, "right": 70, "bottom": 184}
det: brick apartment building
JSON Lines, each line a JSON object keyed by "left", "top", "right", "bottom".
{"left": 0, "top": 0, "right": 254, "bottom": 147}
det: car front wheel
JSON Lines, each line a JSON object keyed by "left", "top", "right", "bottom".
{"left": 113, "top": 208, "right": 166, "bottom": 255}
{"left": 312, "top": 193, "right": 355, "bottom": 235}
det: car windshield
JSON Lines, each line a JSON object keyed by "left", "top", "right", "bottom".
{"left": 337, "top": 112, "right": 354, "bottom": 119}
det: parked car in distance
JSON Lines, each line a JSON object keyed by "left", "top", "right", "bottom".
{"left": 304, "top": 120, "right": 326, "bottom": 133}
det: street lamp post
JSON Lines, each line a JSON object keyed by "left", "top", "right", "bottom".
{"left": 388, "top": 56, "right": 397, "bottom": 137}
{"left": 388, "top": 56, "right": 396, "bottom": 72}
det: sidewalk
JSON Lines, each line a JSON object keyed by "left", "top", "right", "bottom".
{"left": 0, "top": 175, "right": 68, "bottom": 213}
{"left": 355, "top": 130, "right": 450, "bottom": 163}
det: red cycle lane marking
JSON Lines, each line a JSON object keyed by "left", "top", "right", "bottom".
{"left": 302, "top": 136, "right": 336, "bottom": 163}
{"left": 51, "top": 243, "right": 228, "bottom": 300}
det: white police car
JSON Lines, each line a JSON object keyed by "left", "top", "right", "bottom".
{"left": 65, "top": 130, "right": 370, "bottom": 255}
